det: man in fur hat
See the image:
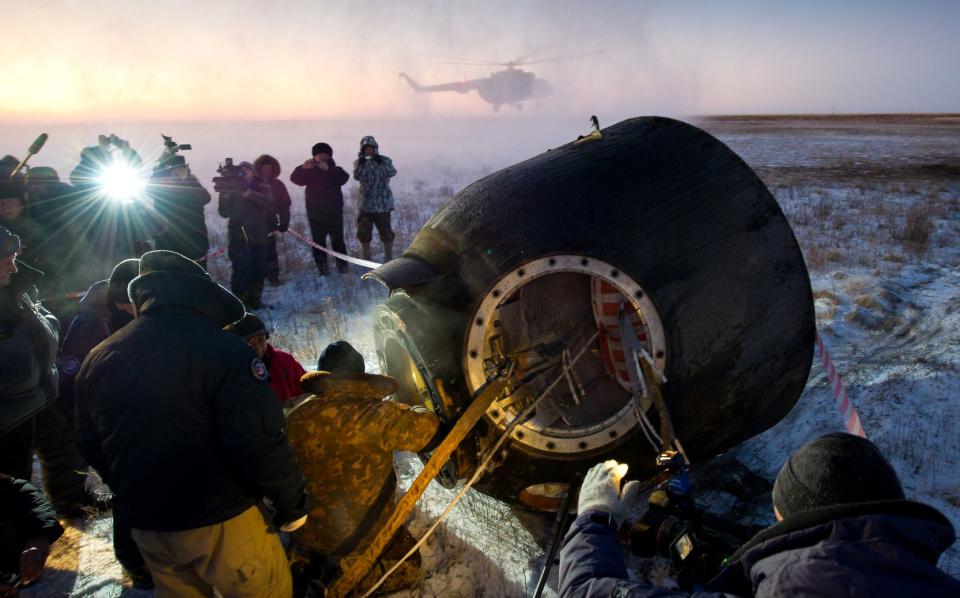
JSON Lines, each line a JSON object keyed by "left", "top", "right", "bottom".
{"left": 290, "top": 143, "right": 350, "bottom": 276}
{"left": 253, "top": 155, "right": 291, "bottom": 286}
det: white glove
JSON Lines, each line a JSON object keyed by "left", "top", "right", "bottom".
{"left": 577, "top": 460, "right": 641, "bottom": 526}
{"left": 280, "top": 514, "right": 308, "bottom": 533}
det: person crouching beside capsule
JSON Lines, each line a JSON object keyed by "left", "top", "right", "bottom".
{"left": 226, "top": 312, "right": 306, "bottom": 404}
{"left": 284, "top": 340, "right": 443, "bottom": 594}
{"left": 559, "top": 433, "right": 960, "bottom": 597}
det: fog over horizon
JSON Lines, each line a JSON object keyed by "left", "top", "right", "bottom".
{"left": 2, "top": 0, "right": 958, "bottom": 124}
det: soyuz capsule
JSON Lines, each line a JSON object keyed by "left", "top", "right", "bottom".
{"left": 364, "top": 116, "right": 815, "bottom": 507}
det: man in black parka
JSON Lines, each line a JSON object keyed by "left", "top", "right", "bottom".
{"left": 75, "top": 250, "right": 308, "bottom": 598}
{"left": 289, "top": 142, "right": 350, "bottom": 276}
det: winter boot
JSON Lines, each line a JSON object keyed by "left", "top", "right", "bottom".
{"left": 361, "top": 242, "right": 372, "bottom": 261}
{"left": 383, "top": 241, "right": 394, "bottom": 262}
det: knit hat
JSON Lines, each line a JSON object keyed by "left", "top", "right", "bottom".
{"left": 317, "top": 340, "right": 365, "bottom": 374}
{"left": 107, "top": 258, "right": 140, "bottom": 305}
{"left": 311, "top": 142, "right": 333, "bottom": 157}
{"left": 0, "top": 180, "right": 23, "bottom": 201}
{"left": 0, "top": 225, "right": 20, "bottom": 258}
{"left": 772, "top": 433, "right": 904, "bottom": 517}
{"left": 227, "top": 313, "right": 268, "bottom": 340}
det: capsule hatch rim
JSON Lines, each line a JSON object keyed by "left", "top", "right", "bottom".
{"left": 464, "top": 254, "right": 668, "bottom": 456}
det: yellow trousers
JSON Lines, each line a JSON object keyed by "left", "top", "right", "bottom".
{"left": 132, "top": 505, "right": 292, "bottom": 598}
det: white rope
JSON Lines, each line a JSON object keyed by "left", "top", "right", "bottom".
{"left": 361, "top": 331, "right": 600, "bottom": 597}
{"left": 283, "top": 229, "right": 383, "bottom": 270}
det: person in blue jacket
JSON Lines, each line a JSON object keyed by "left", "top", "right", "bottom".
{"left": 559, "top": 433, "right": 960, "bottom": 597}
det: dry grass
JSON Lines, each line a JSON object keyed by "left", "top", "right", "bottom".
{"left": 776, "top": 180, "right": 956, "bottom": 272}
{"left": 899, "top": 201, "right": 935, "bottom": 254}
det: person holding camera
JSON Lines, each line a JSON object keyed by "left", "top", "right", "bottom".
{"left": 352, "top": 136, "right": 397, "bottom": 262}
{"left": 149, "top": 155, "right": 211, "bottom": 262}
{"left": 560, "top": 433, "right": 960, "bottom": 597}
{"left": 253, "top": 155, "right": 291, "bottom": 285}
{"left": 289, "top": 143, "right": 350, "bottom": 276}
{"left": 218, "top": 162, "right": 277, "bottom": 309}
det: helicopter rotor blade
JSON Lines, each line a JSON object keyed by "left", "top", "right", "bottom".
{"left": 441, "top": 51, "right": 603, "bottom": 68}
{"left": 515, "top": 50, "right": 605, "bottom": 65}
{"left": 442, "top": 60, "right": 513, "bottom": 67}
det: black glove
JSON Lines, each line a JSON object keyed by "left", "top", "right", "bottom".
{"left": 278, "top": 224, "right": 288, "bottom": 233}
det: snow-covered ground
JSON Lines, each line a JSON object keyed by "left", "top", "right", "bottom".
{"left": 19, "top": 114, "right": 960, "bottom": 595}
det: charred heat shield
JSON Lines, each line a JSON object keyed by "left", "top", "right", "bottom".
{"left": 364, "top": 116, "right": 814, "bottom": 506}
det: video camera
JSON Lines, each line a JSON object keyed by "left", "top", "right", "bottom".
{"left": 627, "top": 451, "right": 761, "bottom": 591}
{"left": 153, "top": 134, "right": 192, "bottom": 174}
{"left": 161, "top": 134, "right": 191, "bottom": 157}
{"left": 213, "top": 158, "right": 247, "bottom": 193}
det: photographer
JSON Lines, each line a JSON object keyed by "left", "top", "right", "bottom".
{"left": 149, "top": 153, "right": 211, "bottom": 262}
{"left": 352, "top": 136, "right": 397, "bottom": 262}
{"left": 69, "top": 135, "right": 142, "bottom": 190}
{"left": 67, "top": 136, "right": 161, "bottom": 277}
{"left": 217, "top": 161, "right": 276, "bottom": 309}
{"left": 253, "top": 155, "right": 291, "bottom": 285}
{"left": 560, "top": 434, "right": 960, "bottom": 597}
{"left": 289, "top": 142, "right": 350, "bottom": 276}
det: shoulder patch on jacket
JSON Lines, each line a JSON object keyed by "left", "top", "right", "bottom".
{"left": 251, "top": 358, "right": 269, "bottom": 382}
{"left": 58, "top": 355, "right": 82, "bottom": 375}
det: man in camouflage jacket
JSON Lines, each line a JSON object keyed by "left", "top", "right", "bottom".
{"left": 352, "top": 136, "right": 397, "bottom": 262}
{"left": 286, "top": 340, "right": 441, "bottom": 592}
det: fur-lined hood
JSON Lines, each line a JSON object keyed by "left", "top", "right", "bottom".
{"left": 299, "top": 370, "right": 397, "bottom": 400}
{"left": 254, "top": 154, "right": 282, "bottom": 177}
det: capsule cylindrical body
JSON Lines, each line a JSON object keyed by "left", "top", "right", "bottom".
{"left": 367, "top": 117, "right": 815, "bottom": 505}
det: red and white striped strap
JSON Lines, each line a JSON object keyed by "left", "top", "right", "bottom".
{"left": 815, "top": 332, "right": 866, "bottom": 438}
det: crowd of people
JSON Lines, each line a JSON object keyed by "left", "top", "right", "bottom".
{"left": 0, "top": 235, "right": 439, "bottom": 595}
{"left": 0, "top": 132, "right": 413, "bottom": 596}
{"left": 2, "top": 131, "right": 958, "bottom": 598}
{"left": 0, "top": 134, "right": 398, "bottom": 317}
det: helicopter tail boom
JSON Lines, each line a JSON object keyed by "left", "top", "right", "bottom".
{"left": 399, "top": 73, "right": 424, "bottom": 92}
{"left": 399, "top": 73, "right": 473, "bottom": 94}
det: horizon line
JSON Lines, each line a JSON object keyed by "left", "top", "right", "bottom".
{"left": 1, "top": 112, "right": 958, "bottom": 127}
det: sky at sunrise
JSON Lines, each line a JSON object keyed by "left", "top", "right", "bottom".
{"left": 2, "top": 0, "right": 958, "bottom": 122}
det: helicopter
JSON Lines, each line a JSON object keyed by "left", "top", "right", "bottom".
{"left": 399, "top": 52, "right": 599, "bottom": 111}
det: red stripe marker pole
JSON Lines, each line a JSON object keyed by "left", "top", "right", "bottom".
{"left": 815, "top": 333, "right": 866, "bottom": 438}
